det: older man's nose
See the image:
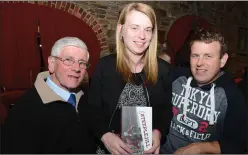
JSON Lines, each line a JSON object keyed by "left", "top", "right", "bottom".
{"left": 72, "top": 62, "right": 81, "bottom": 71}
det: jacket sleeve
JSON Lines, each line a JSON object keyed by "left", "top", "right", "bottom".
{"left": 88, "top": 60, "right": 112, "bottom": 140}
{"left": 1, "top": 99, "right": 41, "bottom": 153}
{"left": 153, "top": 64, "right": 173, "bottom": 140}
{"left": 219, "top": 86, "right": 247, "bottom": 153}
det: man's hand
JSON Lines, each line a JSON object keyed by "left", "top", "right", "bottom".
{"left": 144, "top": 129, "right": 161, "bottom": 154}
{"left": 174, "top": 143, "right": 202, "bottom": 154}
{"left": 101, "top": 132, "right": 132, "bottom": 154}
{"left": 174, "top": 141, "right": 221, "bottom": 154}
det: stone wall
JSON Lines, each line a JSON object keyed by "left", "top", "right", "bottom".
{"left": 72, "top": 1, "right": 248, "bottom": 77}
{"left": 3, "top": 1, "right": 248, "bottom": 77}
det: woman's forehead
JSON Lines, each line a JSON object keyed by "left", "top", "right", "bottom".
{"left": 125, "top": 10, "right": 152, "bottom": 27}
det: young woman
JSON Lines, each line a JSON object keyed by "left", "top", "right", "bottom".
{"left": 88, "top": 3, "right": 172, "bottom": 154}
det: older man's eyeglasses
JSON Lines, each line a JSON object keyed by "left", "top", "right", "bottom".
{"left": 53, "top": 56, "right": 90, "bottom": 69}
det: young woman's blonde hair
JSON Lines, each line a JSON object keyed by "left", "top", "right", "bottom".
{"left": 116, "top": 2, "right": 158, "bottom": 84}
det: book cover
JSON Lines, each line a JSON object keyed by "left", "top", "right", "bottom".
{"left": 121, "top": 106, "right": 152, "bottom": 154}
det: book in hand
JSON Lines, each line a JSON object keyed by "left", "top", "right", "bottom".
{"left": 121, "top": 106, "right": 152, "bottom": 154}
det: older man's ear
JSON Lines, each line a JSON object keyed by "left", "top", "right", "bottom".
{"left": 48, "top": 56, "right": 55, "bottom": 73}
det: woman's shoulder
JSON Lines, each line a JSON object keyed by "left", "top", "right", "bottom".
{"left": 100, "top": 53, "right": 116, "bottom": 62}
{"left": 97, "top": 53, "right": 116, "bottom": 69}
{"left": 157, "top": 57, "right": 171, "bottom": 74}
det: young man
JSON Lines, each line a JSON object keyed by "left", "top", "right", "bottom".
{"left": 1, "top": 37, "right": 95, "bottom": 153}
{"left": 161, "top": 28, "right": 247, "bottom": 154}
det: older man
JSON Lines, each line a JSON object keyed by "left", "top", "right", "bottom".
{"left": 1, "top": 37, "right": 95, "bottom": 153}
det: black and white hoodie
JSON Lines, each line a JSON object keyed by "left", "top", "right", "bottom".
{"left": 161, "top": 67, "right": 247, "bottom": 154}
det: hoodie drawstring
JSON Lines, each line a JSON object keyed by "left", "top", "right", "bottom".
{"left": 183, "top": 77, "right": 193, "bottom": 116}
{"left": 209, "top": 83, "right": 216, "bottom": 125}
{"left": 183, "top": 77, "right": 216, "bottom": 125}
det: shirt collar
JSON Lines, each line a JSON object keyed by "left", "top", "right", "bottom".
{"left": 46, "top": 76, "right": 74, "bottom": 101}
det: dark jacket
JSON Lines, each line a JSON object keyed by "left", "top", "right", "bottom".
{"left": 1, "top": 72, "right": 95, "bottom": 154}
{"left": 161, "top": 67, "right": 247, "bottom": 154}
{"left": 237, "top": 70, "right": 247, "bottom": 102}
{"left": 88, "top": 54, "right": 173, "bottom": 152}
{"left": 237, "top": 70, "right": 248, "bottom": 153}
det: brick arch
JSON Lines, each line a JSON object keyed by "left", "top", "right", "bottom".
{"left": 166, "top": 15, "right": 211, "bottom": 64}
{"left": 27, "top": 1, "right": 109, "bottom": 53}
{"left": 1, "top": 1, "right": 109, "bottom": 80}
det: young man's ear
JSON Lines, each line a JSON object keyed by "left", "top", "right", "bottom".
{"left": 220, "top": 53, "right": 228, "bottom": 68}
{"left": 48, "top": 56, "right": 55, "bottom": 73}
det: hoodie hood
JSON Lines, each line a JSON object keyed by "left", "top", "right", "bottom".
{"left": 183, "top": 77, "right": 216, "bottom": 125}
{"left": 34, "top": 71, "right": 83, "bottom": 105}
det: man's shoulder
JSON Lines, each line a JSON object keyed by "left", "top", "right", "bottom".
{"left": 19, "top": 87, "right": 40, "bottom": 101}
{"left": 12, "top": 88, "right": 43, "bottom": 109}
{"left": 217, "top": 73, "right": 241, "bottom": 94}
{"left": 217, "top": 73, "right": 246, "bottom": 107}
{"left": 4, "top": 88, "right": 45, "bottom": 123}
{"left": 170, "top": 67, "right": 191, "bottom": 82}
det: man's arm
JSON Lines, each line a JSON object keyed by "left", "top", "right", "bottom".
{"left": 174, "top": 141, "right": 220, "bottom": 154}
{"left": 218, "top": 87, "right": 247, "bottom": 153}
{"left": 1, "top": 99, "right": 41, "bottom": 153}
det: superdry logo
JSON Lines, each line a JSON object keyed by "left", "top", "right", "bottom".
{"left": 171, "top": 83, "right": 221, "bottom": 123}
{"left": 170, "top": 121, "right": 211, "bottom": 140}
{"left": 177, "top": 114, "right": 198, "bottom": 129}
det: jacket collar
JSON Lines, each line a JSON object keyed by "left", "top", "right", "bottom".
{"left": 190, "top": 71, "right": 226, "bottom": 91}
{"left": 34, "top": 71, "right": 83, "bottom": 104}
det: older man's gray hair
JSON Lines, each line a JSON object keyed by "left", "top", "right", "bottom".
{"left": 51, "top": 37, "right": 89, "bottom": 60}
